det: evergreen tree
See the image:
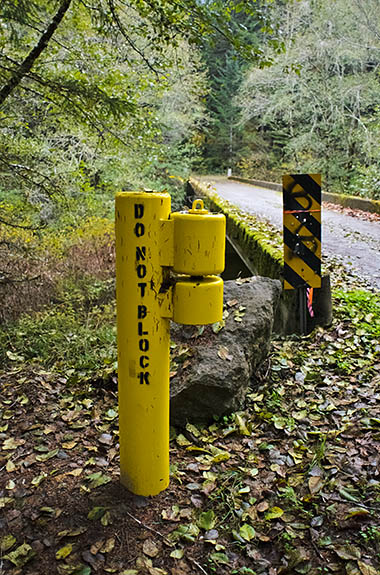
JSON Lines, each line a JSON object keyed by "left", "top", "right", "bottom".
{"left": 199, "top": 1, "right": 278, "bottom": 173}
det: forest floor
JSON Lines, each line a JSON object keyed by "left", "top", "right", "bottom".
{"left": 1, "top": 274, "right": 379, "bottom": 575}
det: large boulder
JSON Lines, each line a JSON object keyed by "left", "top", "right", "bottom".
{"left": 170, "top": 276, "right": 281, "bottom": 424}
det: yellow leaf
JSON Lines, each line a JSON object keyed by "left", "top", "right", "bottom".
{"left": 143, "top": 538, "right": 159, "bottom": 558}
{"left": 100, "top": 537, "right": 115, "bottom": 553}
{"left": 55, "top": 543, "right": 73, "bottom": 560}
{"left": 358, "top": 561, "right": 378, "bottom": 575}
{"left": 265, "top": 506, "right": 284, "bottom": 520}
{"left": 67, "top": 468, "right": 83, "bottom": 477}
{"left": 2, "top": 438, "right": 25, "bottom": 450}
{"left": 6, "top": 460, "right": 16, "bottom": 472}
{"left": 0, "top": 534, "right": 16, "bottom": 553}
{"left": 62, "top": 441, "right": 77, "bottom": 450}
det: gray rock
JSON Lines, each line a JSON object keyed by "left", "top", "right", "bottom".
{"left": 170, "top": 276, "right": 281, "bottom": 424}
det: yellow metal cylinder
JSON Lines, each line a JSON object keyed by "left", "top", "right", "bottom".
{"left": 173, "top": 275, "right": 224, "bottom": 325}
{"left": 171, "top": 199, "right": 226, "bottom": 276}
{"left": 115, "top": 191, "right": 171, "bottom": 496}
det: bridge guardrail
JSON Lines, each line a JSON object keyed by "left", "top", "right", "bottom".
{"left": 188, "top": 177, "right": 332, "bottom": 334}
{"left": 228, "top": 176, "right": 380, "bottom": 216}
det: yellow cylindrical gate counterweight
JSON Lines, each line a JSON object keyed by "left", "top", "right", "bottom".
{"left": 115, "top": 191, "right": 171, "bottom": 496}
{"left": 173, "top": 276, "right": 223, "bottom": 325}
{"left": 171, "top": 199, "right": 226, "bottom": 276}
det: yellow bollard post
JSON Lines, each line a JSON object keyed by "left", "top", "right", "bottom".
{"left": 115, "top": 191, "right": 171, "bottom": 496}
{"left": 115, "top": 194, "right": 225, "bottom": 496}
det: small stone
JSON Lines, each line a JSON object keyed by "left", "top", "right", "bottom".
{"left": 204, "top": 529, "right": 219, "bottom": 540}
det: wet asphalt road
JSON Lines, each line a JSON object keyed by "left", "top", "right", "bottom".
{"left": 199, "top": 177, "right": 380, "bottom": 291}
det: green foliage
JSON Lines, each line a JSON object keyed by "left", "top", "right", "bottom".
{"left": 236, "top": 0, "right": 380, "bottom": 198}
{"left": 0, "top": 277, "right": 117, "bottom": 380}
{"left": 334, "top": 290, "right": 380, "bottom": 338}
{"left": 0, "top": 0, "right": 216, "bottom": 236}
{"left": 199, "top": 3, "right": 277, "bottom": 173}
{"left": 0, "top": 0, "right": 276, "bottom": 222}
{"left": 347, "top": 163, "right": 380, "bottom": 200}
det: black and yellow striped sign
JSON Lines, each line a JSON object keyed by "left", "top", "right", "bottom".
{"left": 283, "top": 174, "right": 321, "bottom": 290}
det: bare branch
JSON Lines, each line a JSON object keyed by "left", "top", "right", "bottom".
{"left": 107, "top": 0, "right": 161, "bottom": 76}
{"left": 0, "top": 0, "right": 73, "bottom": 107}
{"left": 0, "top": 216, "right": 43, "bottom": 231}
{"left": 0, "top": 156, "right": 60, "bottom": 199}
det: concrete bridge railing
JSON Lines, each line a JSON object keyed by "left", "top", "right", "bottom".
{"left": 228, "top": 176, "right": 380, "bottom": 215}
{"left": 187, "top": 177, "right": 332, "bottom": 334}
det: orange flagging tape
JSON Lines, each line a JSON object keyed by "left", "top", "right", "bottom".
{"left": 284, "top": 209, "right": 321, "bottom": 214}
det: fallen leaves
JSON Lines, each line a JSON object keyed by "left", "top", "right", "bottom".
{"left": 0, "top": 288, "right": 379, "bottom": 575}
{"left": 36, "top": 448, "right": 59, "bottom": 462}
{"left": 98, "top": 433, "right": 113, "bottom": 446}
{"left": 0, "top": 496, "right": 14, "bottom": 508}
{"left": 264, "top": 506, "right": 284, "bottom": 520}
{"left": 308, "top": 476, "right": 324, "bottom": 494}
{"left": 334, "top": 544, "right": 361, "bottom": 561}
{"left": 358, "top": 561, "right": 379, "bottom": 575}
{"left": 56, "top": 543, "right": 73, "bottom": 560}
{"left": 2, "top": 437, "right": 25, "bottom": 450}
{"left": 143, "top": 538, "right": 159, "bottom": 558}
{"left": 0, "top": 534, "right": 16, "bottom": 552}
{"left": 58, "top": 527, "right": 88, "bottom": 539}
{"left": 90, "top": 537, "right": 115, "bottom": 554}
{"left": 84, "top": 471, "right": 112, "bottom": 490}
{"left": 198, "top": 510, "right": 215, "bottom": 530}
{"left": 4, "top": 543, "right": 35, "bottom": 567}
{"left": 239, "top": 523, "right": 255, "bottom": 541}
{"left": 217, "top": 346, "right": 233, "bottom": 361}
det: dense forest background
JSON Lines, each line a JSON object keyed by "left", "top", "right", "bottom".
{"left": 206, "top": 0, "right": 380, "bottom": 202}
{"left": 1, "top": 0, "right": 380, "bottom": 323}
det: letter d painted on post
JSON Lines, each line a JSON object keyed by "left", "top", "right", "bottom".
{"left": 135, "top": 204, "right": 144, "bottom": 219}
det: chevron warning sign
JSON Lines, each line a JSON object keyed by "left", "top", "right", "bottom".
{"left": 283, "top": 174, "right": 322, "bottom": 290}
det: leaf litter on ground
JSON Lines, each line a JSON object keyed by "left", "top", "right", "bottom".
{"left": 0, "top": 286, "right": 379, "bottom": 574}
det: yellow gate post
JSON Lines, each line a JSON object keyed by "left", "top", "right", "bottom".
{"left": 115, "top": 192, "right": 225, "bottom": 496}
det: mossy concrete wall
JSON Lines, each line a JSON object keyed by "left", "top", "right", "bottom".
{"left": 188, "top": 178, "right": 331, "bottom": 334}
{"left": 322, "top": 191, "right": 380, "bottom": 215}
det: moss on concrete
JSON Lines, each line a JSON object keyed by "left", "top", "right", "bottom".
{"left": 188, "top": 178, "right": 332, "bottom": 335}
{"left": 322, "top": 191, "right": 380, "bottom": 215}
{"left": 189, "top": 178, "right": 283, "bottom": 280}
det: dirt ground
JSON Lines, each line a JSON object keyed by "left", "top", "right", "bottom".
{"left": 1, "top": 306, "right": 379, "bottom": 575}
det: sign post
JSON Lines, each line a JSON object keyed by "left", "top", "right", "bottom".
{"left": 282, "top": 174, "right": 322, "bottom": 333}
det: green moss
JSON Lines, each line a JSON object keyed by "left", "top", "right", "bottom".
{"left": 189, "top": 179, "right": 283, "bottom": 280}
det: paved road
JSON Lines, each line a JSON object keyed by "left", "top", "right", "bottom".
{"left": 199, "top": 176, "right": 380, "bottom": 291}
